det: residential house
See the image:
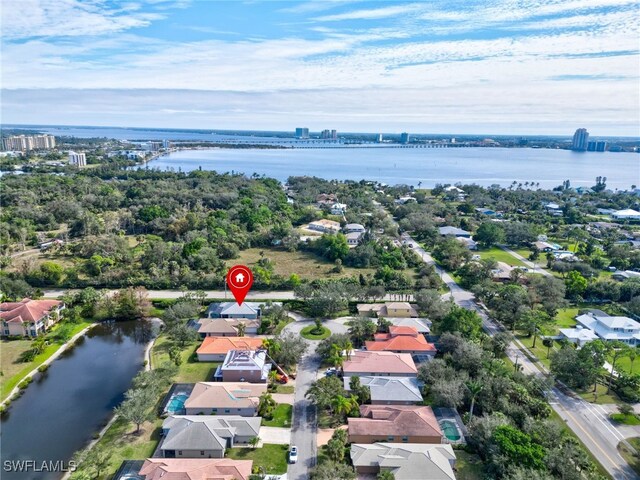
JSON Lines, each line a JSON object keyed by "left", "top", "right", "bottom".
{"left": 206, "top": 302, "right": 262, "bottom": 320}
{"left": 342, "top": 351, "right": 417, "bottom": 377}
{"left": 544, "top": 203, "right": 563, "bottom": 216}
{"left": 559, "top": 326, "right": 599, "bottom": 347}
{"left": 612, "top": 209, "right": 640, "bottom": 220}
{"left": 197, "top": 337, "right": 265, "bottom": 362}
{"left": 491, "top": 262, "right": 514, "bottom": 283}
{"left": 348, "top": 405, "right": 443, "bottom": 444}
{"left": 308, "top": 219, "right": 341, "bottom": 234}
{"left": 386, "top": 318, "right": 431, "bottom": 334}
{"left": 195, "top": 318, "right": 260, "bottom": 337}
{"left": 394, "top": 196, "right": 416, "bottom": 205}
{"left": 0, "top": 299, "right": 64, "bottom": 337}
{"left": 330, "top": 203, "right": 347, "bottom": 215}
{"left": 575, "top": 310, "right": 640, "bottom": 346}
{"left": 356, "top": 302, "right": 420, "bottom": 318}
{"left": 365, "top": 326, "right": 436, "bottom": 357}
{"left": 457, "top": 236, "right": 478, "bottom": 250}
{"left": 344, "top": 223, "right": 366, "bottom": 234}
{"left": 534, "top": 240, "right": 560, "bottom": 252}
{"left": 344, "top": 376, "right": 423, "bottom": 405}
{"left": 475, "top": 207, "right": 499, "bottom": 216}
{"left": 350, "top": 442, "right": 456, "bottom": 479}
{"left": 184, "top": 382, "right": 267, "bottom": 416}
{"left": 138, "top": 458, "right": 253, "bottom": 480}
{"left": 214, "top": 350, "right": 271, "bottom": 383}
{"left": 346, "top": 231, "right": 365, "bottom": 246}
{"left": 612, "top": 270, "right": 640, "bottom": 281}
{"left": 316, "top": 193, "right": 337, "bottom": 206}
{"left": 438, "top": 226, "right": 471, "bottom": 238}
{"left": 160, "top": 416, "right": 261, "bottom": 458}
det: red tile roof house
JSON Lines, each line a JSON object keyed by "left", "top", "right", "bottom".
{"left": 196, "top": 337, "right": 264, "bottom": 362}
{"left": 342, "top": 351, "right": 417, "bottom": 377}
{"left": 138, "top": 458, "right": 253, "bottom": 480}
{"left": 348, "top": 405, "right": 444, "bottom": 444}
{"left": 365, "top": 326, "right": 437, "bottom": 357}
{"left": 0, "top": 299, "right": 64, "bottom": 337}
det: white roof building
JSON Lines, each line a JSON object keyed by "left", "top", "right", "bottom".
{"left": 575, "top": 310, "right": 640, "bottom": 346}
{"left": 612, "top": 209, "right": 640, "bottom": 220}
{"left": 559, "top": 326, "right": 599, "bottom": 347}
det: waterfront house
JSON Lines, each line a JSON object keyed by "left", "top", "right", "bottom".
{"left": 575, "top": 310, "right": 640, "bottom": 346}
{"left": 160, "top": 415, "right": 261, "bottom": 459}
{"left": 195, "top": 318, "right": 260, "bottom": 337}
{"left": 342, "top": 351, "right": 417, "bottom": 377}
{"left": 350, "top": 442, "right": 456, "bottom": 479}
{"left": 138, "top": 458, "right": 253, "bottom": 480}
{"left": 344, "top": 376, "right": 423, "bottom": 405}
{"left": 206, "top": 302, "right": 262, "bottom": 320}
{"left": 308, "top": 219, "right": 341, "bottom": 234}
{"left": 184, "top": 382, "right": 267, "bottom": 416}
{"left": 365, "top": 326, "right": 436, "bottom": 357}
{"left": 196, "top": 337, "right": 265, "bottom": 362}
{"left": 214, "top": 349, "right": 271, "bottom": 383}
{"left": 348, "top": 405, "right": 443, "bottom": 444}
{"left": 0, "top": 298, "right": 64, "bottom": 337}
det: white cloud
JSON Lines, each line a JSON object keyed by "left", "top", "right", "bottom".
{"left": 314, "top": 3, "right": 424, "bottom": 22}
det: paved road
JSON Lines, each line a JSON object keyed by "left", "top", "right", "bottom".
{"left": 499, "top": 245, "right": 552, "bottom": 276}
{"left": 400, "top": 233, "right": 639, "bottom": 480}
{"left": 283, "top": 314, "right": 347, "bottom": 480}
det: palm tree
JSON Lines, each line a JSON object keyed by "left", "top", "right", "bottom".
{"left": 332, "top": 395, "right": 359, "bottom": 417}
{"left": 465, "top": 381, "right": 483, "bottom": 421}
{"left": 236, "top": 322, "right": 246, "bottom": 337}
{"left": 628, "top": 348, "right": 638, "bottom": 373}
{"left": 607, "top": 342, "right": 630, "bottom": 393}
{"left": 249, "top": 436, "right": 260, "bottom": 449}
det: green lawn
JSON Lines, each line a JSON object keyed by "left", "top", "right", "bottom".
{"left": 272, "top": 384, "right": 295, "bottom": 394}
{"left": 225, "top": 443, "right": 289, "bottom": 475}
{"left": 610, "top": 413, "right": 640, "bottom": 425}
{"left": 151, "top": 336, "right": 217, "bottom": 383}
{"left": 273, "top": 317, "right": 294, "bottom": 334}
{"left": 300, "top": 325, "right": 331, "bottom": 340}
{"left": 576, "top": 382, "right": 622, "bottom": 405}
{"left": 612, "top": 356, "right": 640, "bottom": 375}
{"left": 71, "top": 417, "right": 162, "bottom": 479}
{"left": 618, "top": 437, "right": 640, "bottom": 476}
{"left": 454, "top": 450, "right": 484, "bottom": 480}
{"left": 262, "top": 403, "right": 293, "bottom": 428}
{"left": 476, "top": 247, "right": 527, "bottom": 267}
{"left": 553, "top": 308, "right": 579, "bottom": 330}
{"left": 1, "top": 321, "right": 94, "bottom": 402}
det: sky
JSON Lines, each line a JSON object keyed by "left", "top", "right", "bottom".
{"left": 1, "top": 0, "right": 639, "bottom": 135}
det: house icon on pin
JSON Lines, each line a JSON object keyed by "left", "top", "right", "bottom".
{"left": 235, "top": 272, "right": 245, "bottom": 284}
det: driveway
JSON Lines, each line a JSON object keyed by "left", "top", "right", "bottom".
{"left": 260, "top": 426, "right": 291, "bottom": 445}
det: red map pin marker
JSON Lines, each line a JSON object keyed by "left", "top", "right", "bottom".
{"left": 226, "top": 265, "right": 254, "bottom": 306}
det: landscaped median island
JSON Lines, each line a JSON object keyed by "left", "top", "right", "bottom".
{"left": 301, "top": 322, "right": 331, "bottom": 340}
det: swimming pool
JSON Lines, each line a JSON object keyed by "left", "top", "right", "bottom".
{"left": 165, "top": 393, "right": 188, "bottom": 414}
{"left": 440, "top": 420, "right": 461, "bottom": 441}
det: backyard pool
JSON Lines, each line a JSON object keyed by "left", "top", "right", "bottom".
{"left": 440, "top": 419, "right": 461, "bottom": 442}
{"left": 165, "top": 393, "right": 189, "bottom": 414}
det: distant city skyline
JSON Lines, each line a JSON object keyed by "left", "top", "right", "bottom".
{"left": 2, "top": 1, "right": 639, "bottom": 135}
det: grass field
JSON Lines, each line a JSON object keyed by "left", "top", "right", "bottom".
{"left": 476, "top": 247, "right": 528, "bottom": 267}
{"left": 226, "top": 443, "right": 289, "bottom": 474}
{"left": 553, "top": 308, "right": 579, "bottom": 330}
{"left": 618, "top": 437, "right": 640, "bottom": 476}
{"left": 235, "top": 247, "right": 376, "bottom": 281}
{"left": 72, "top": 417, "right": 162, "bottom": 479}
{"left": 300, "top": 325, "right": 331, "bottom": 340}
{"left": 612, "top": 356, "right": 640, "bottom": 375}
{"left": 454, "top": 450, "right": 484, "bottom": 480}
{"left": 611, "top": 413, "right": 640, "bottom": 425}
{"left": 151, "top": 336, "right": 217, "bottom": 383}
{"left": 262, "top": 403, "right": 293, "bottom": 428}
{"left": 1, "top": 321, "right": 93, "bottom": 402}
{"left": 273, "top": 384, "right": 295, "bottom": 394}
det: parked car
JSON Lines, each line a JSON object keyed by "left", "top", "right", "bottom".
{"left": 325, "top": 368, "right": 337, "bottom": 376}
{"left": 289, "top": 446, "right": 298, "bottom": 464}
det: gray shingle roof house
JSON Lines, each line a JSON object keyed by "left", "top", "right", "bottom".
{"left": 350, "top": 442, "right": 456, "bottom": 479}
{"left": 344, "top": 376, "right": 423, "bottom": 405}
{"left": 438, "top": 226, "right": 471, "bottom": 238}
{"left": 206, "top": 302, "right": 263, "bottom": 319}
{"left": 387, "top": 318, "right": 431, "bottom": 334}
{"left": 160, "top": 415, "right": 261, "bottom": 459}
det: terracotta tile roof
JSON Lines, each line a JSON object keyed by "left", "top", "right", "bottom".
{"left": 389, "top": 326, "right": 419, "bottom": 335}
{"left": 197, "top": 337, "right": 264, "bottom": 355}
{"left": 184, "top": 382, "right": 266, "bottom": 410}
{"left": 342, "top": 351, "right": 417, "bottom": 375}
{"left": 139, "top": 458, "right": 253, "bottom": 480}
{"left": 0, "top": 299, "right": 62, "bottom": 324}
{"left": 366, "top": 327, "right": 436, "bottom": 353}
{"left": 348, "top": 405, "right": 443, "bottom": 439}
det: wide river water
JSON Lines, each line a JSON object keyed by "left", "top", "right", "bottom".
{"left": 145, "top": 147, "right": 639, "bottom": 190}
{"left": 0, "top": 320, "right": 153, "bottom": 480}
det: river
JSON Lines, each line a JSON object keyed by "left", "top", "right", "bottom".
{"left": 142, "top": 147, "right": 639, "bottom": 190}
{"left": 0, "top": 320, "right": 153, "bottom": 480}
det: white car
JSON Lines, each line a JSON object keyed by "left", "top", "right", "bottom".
{"left": 289, "top": 446, "right": 298, "bottom": 464}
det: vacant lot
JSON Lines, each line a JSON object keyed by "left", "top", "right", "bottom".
{"left": 476, "top": 247, "right": 527, "bottom": 267}
{"left": 234, "top": 247, "right": 376, "bottom": 280}
{"left": 226, "top": 443, "right": 289, "bottom": 475}
{"left": 151, "top": 336, "right": 217, "bottom": 383}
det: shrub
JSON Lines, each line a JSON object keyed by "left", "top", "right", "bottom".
{"left": 17, "top": 377, "right": 33, "bottom": 390}
{"left": 38, "top": 364, "right": 49, "bottom": 373}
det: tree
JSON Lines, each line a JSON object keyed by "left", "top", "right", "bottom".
{"left": 76, "top": 446, "right": 112, "bottom": 479}
{"left": 438, "top": 305, "right": 483, "bottom": 340}
{"left": 474, "top": 222, "right": 505, "bottom": 247}
{"left": 326, "top": 428, "right": 348, "bottom": 462}
{"left": 309, "top": 461, "right": 355, "bottom": 480}
{"left": 606, "top": 341, "right": 631, "bottom": 393}
{"left": 565, "top": 271, "right": 587, "bottom": 300}
{"left": 349, "top": 375, "right": 371, "bottom": 405}
{"left": 527, "top": 276, "right": 567, "bottom": 317}
{"left": 306, "top": 376, "right": 345, "bottom": 411}
{"left": 168, "top": 345, "right": 183, "bottom": 366}
{"left": 414, "top": 289, "right": 451, "bottom": 320}
{"left": 518, "top": 309, "right": 552, "bottom": 348}
{"left": 542, "top": 338, "right": 554, "bottom": 358}
{"left": 112, "top": 287, "right": 151, "bottom": 320}
{"left": 466, "top": 380, "right": 484, "bottom": 421}
{"left": 167, "top": 322, "right": 198, "bottom": 348}
{"left": 258, "top": 392, "right": 277, "bottom": 419}
{"left": 457, "top": 259, "right": 497, "bottom": 289}
{"left": 432, "top": 237, "right": 472, "bottom": 270}
{"left": 493, "top": 425, "right": 546, "bottom": 470}
{"left": 377, "top": 471, "right": 395, "bottom": 480}
{"left": 114, "top": 389, "right": 153, "bottom": 434}
{"left": 236, "top": 322, "right": 246, "bottom": 337}
{"left": 348, "top": 317, "right": 377, "bottom": 347}
{"left": 269, "top": 333, "right": 308, "bottom": 369}
{"left": 331, "top": 394, "right": 359, "bottom": 417}
{"left": 487, "top": 284, "right": 529, "bottom": 331}
{"left": 249, "top": 436, "right": 260, "bottom": 449}
{"left": 312, "top": 234, "right": 350, "bottom": 261}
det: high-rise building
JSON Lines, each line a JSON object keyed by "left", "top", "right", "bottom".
{"left": 3, "top": 134, "right": 56, "bottom": 151}
{"left": 331, "top": 129, "right": 337, "bottom": 140}
{"left": 400, "top": 132, "right": 410, "bottom": 144}
{"left": 68, "top": 151, "right": 87, "bottom": 167}
{"left": 162, "top": 139, "right": 171, "bottom": 149}
{"left": 295, "top": 128, "right": 309, "bottom": 139}
{"left": 572, "top": 128, "right": 589, "bottom": 151}
{"left": 376, "top": 134, "right": 383, "bottom": 143}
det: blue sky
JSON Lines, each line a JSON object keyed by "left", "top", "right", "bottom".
{"left": 2, "top": 0, "right": 639, "bottom": 135}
